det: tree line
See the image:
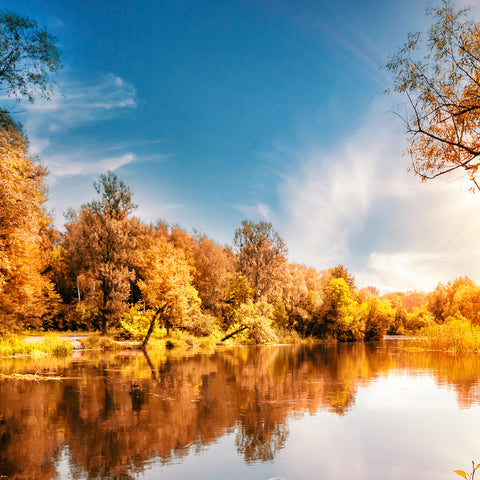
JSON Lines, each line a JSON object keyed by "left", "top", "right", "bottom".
{"left": 3, "top": 139, "right": 480, "bottom": 344}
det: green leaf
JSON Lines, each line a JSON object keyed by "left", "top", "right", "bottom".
{"left": 454, "top": 470, "right": 467, "bottom": 479}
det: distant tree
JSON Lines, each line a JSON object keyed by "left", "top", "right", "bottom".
{"left": 426, "top": 277, "right": 474, "bottom": 323}
{"left": 328, "top": 264, "right": 356, "bottom": 290}
{"left": 320, "top": 278, "right": 363, "bottom": 341}
{"left": 62, "top": 172, "right": 137, "bottom": 334}
{"left": 404, "top": 306, "right": 434, "bottom": 332}
{"left": 233, "top": 220, "right": 288, "bottom": 301}
{"left": 279, "top": 263, "right": 323, "bottom": 335}
{"left": 387, "top": 1, "right": 480, "bottom": 191}
{"left": 443, "top": 281, "right": 480, "bottom": 325}
{"left": 388, "top": 307, "right": 407, "bottom": 335}
{"left": 383, "top": 290, "right": 427, "bottom": 314}
{"left": 0, "top": 10, "right": 61, "bottom": 105}
{"left": 360, "top": 298, "right": 395, "bottom": 340}
{"left": 358, "top": 286, "right": 380, "bottom": 301}
{"left": 192, "top": 235, "right": 236, "bottom": 314}
{"left": 426, "top": 284, "right": 449, "bottom": 324}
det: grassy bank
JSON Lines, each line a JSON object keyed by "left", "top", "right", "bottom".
{"left": 0, "top": 326, "right": 314, "bottom": 359}
{"left": 0, "top": 334, "right": 73, "bottom": 357}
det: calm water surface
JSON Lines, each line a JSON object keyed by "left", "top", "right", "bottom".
{"left": 1, "top": 340, "right": 480, "bottom": 480}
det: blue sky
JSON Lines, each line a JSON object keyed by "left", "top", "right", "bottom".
{"left": 6, "top": 0, "right": 480, "bottom": 292}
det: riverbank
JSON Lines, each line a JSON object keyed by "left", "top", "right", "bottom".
{"left": 5, "top": 317, "right": 479, "bottom": 360}
{"left": 0, "top": 330, "right": 321, "bottom": 359}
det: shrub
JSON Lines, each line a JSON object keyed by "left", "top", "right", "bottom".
{"left": 182, "top": 311, "right": 219, "bottom": 337}
{"left": 232, "top": 300, "right": 279, "bottom": 344}
{"left": 117, "top": 305, "right": 154, "bottom": 340}
{"left": 405, "top": 306, "right": 434, "bottom": 333}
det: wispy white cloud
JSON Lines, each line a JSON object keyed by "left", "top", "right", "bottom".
{"left": 16, "top": 73, "right": 152, "bottom": 186}
{"left": 46, "top": 153, "right": 136, "bottom": 178}
{"left": 311, "top": 17, "right": 389, "bottom": 84}
{"left": 21, "top": 73, "right": 137, "bottom": 156}
{"left": 278, "top": 97, "right": 480, "bottom": 292}
{"left": 279, "top": 102, "right": 386, "bottom": 268}
{"left": 233, "top": 203, "right": 274, "bottom": 222}
{"left": 26, "top": 74, "right": 136, "bottom": 123}
{"left": 360, "top": 251, "right": 448, "bottom": 293}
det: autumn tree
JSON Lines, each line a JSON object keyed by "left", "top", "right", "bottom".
{"left": 359, "top": 297, "right": 395, "bottom": 340}
{"left": 233, "top": 220, "right": 287, "bottom": 301}
{"left": 441, "top": 279, "right": 480, "bottom": 325}
{"left": 387, "top": 1, "right": 480, "bottom": 191}
{"left": 134, "top": 230, "right": 201, "bottom": 347}
{"left": 0, "top": 10, "right": 61, "bottom": 105}
{"left": 61, "top": 172, "right": 137, "bottom": 334}
{"left": 192, "top": 235, "right": 236, "bottom": 314}
{"left": 325, "top": 264, "right": 356, "bottom": 290}
{"left": 426, "top": 277, "right": 474, "bottom": 323}
{"left": 404, "top": 306, "right": 434, "bottom": 332}
{"left": 222, "top": 273, "right": 253, "bottom": 327}
{"left": 320, "top": 278, "right": 363, "bottom": 341}
{"left": 0, "top": 113, "right": 58, "bottom": 330}
{"left": 382, "top": 290, "right": 427, "bottom": 314}
{"left": 0, "top": 9, "right": 62, "bottom": 331}
{"left": 168, "top": 225, "right": 196, "bottom": 264}
{"left": 279, "top": 263, "right": 323, "bottom": 335}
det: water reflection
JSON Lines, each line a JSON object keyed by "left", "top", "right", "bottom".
{"left": 0, "top": 341, "right": 480, "bottom": 479}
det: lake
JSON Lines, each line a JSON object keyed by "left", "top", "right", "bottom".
{"left": 0, "top": 340, "right": 479, "bottom": 480}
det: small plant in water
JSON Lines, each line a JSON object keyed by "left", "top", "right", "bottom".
{"left": 455, "top": 461, "right": 480, "bottom": 479}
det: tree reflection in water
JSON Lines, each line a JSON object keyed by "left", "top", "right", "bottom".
{"left": 1, "top": 341, "right": 480, "bottom": 479}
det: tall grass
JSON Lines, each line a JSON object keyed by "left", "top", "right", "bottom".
{"left": 419, "top": 315, "right": 480, "bottom": 353}
{"left": 0, "top": 334, "right": 73, "bottom": 357}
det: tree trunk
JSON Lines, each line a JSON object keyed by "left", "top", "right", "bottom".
{"left": 142, "top": 306, "right": 163, "bottom": 348}
{"left": 76, "top": 275, "right": 81, "bottom": 302}
{"left": 101, "top": 307, "right": 108, "bottom": 335}
{"left": 221, "top": 325, "right": 248, "bottom": 342}
{"left": 101, "top": 284, "right": 109, "bottom": 335}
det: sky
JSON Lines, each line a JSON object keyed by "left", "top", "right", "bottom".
{"left": 5, "top": 0, "right": 480, "bottom": 293}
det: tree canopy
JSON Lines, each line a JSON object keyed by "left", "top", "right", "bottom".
{"left": 62, "top": 172, "right": 137, "bottom": 334}
{"left": 0, "top": 9, "right": 61, "bottom": 105}
{"left": 0, "top": 113, "right": 57, "bottom": 330}
{"left": 387, "top": 0, "right": 480, "bottom": 191}
{"left": 233, "top": 220, "right": 287, "bottom": 301}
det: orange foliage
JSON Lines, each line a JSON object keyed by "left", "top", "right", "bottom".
{"left": 0, "top": 114, "right": 58, "bottom": 330}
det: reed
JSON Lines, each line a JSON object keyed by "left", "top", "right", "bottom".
{"left": 419, "top": 315, "right": 480, "bottom": 353}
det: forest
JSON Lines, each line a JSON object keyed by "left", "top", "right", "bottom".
{"left": 3, "top": 3, "right": 480, "bottom": 349}
{"left": 3, "top": 119, "right": 480, "bottom": 347}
